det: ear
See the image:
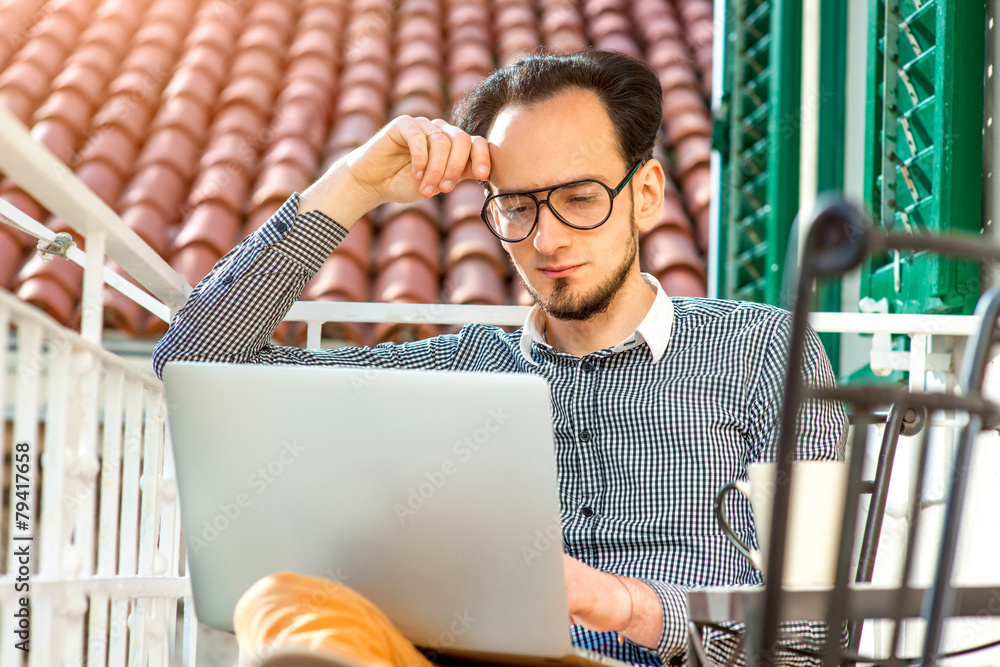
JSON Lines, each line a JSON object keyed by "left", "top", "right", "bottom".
{"left": 634, "top": 159, "right": 666, "bottom": 234}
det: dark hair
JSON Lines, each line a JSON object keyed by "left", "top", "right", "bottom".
{"left": 451, "top": 50, "right": 663, "bottom": 168}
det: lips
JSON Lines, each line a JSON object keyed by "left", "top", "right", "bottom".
{"left": 538, "top": 264, "right": 581, "bottom": 279}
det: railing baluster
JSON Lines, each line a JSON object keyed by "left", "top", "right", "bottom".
{"left": 38, "top": 331, "right": 73, "bottom": 665}
{"left": 139, "top": 386, "right": 166, "bottom": 665}
{"left": 3, "top": 321, "right": 42, "bottom": 667}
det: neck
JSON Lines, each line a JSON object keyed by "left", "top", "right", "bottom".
{"left": 542, "top": 271, "right": 656, "bottom": 357}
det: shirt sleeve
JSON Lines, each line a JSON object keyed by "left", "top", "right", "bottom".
{"left": 750, "top": 310, "right": 848, "bottom": 463}
{"left": 636, "top": 577, "right": 688, "bottom": 664}
{"left": 152, "top": 194, "right": 465, "bottom": 379}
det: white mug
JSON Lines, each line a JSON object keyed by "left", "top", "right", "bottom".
{"left": 714, "top": 460, "right": 848, "bottom": 587}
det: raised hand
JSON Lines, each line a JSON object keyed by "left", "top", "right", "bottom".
{"left": 298, "top": 115, "right": 491, "bottom": 229}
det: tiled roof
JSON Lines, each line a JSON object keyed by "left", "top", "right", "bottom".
{"left": 0, "top": 0, "right": 714, "bottom": 345}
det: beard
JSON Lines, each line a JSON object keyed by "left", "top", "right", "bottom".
{"left": 518, "top": 206, "right": 639, "bottom": 322}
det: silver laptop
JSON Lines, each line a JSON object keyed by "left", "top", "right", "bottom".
{"left": 163, "top": 362, "right": 631, "bottom": 666}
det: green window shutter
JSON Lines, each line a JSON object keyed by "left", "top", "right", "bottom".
{"left": 716, "top": 0, "right": 802, "bottom": 306}
{"left": 862, "top": 0, "right": 984, "bottom": 315}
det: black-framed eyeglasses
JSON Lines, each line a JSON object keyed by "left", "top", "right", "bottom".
{"left": 479, "top": 160, "right": 644, "bottom": 243}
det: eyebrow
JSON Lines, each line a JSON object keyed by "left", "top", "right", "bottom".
{"left": 489, "top": 174, "right": 612, "bottom": 195}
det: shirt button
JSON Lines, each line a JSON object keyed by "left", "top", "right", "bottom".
{"left": 275, "top": 221, "right": 288, "bottom": 233}
{"left": 579, "top": 429, "right": 591, "bottom": 442}
{"left": 581, "top": 360, "right": 595, "bottom": 373}
{"left": 221, "top": 275, "right": 234, "bottom": 285}
{"left": 581, "top": 506, "right": 595, "bottom": 517}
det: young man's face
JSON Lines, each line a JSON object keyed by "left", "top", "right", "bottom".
{"left": 485, "top": 87, "right": 648, "bottom": 321}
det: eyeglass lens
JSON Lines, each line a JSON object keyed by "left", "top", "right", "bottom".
{"left": 486, "top": 181, "right": 611, "bottom": 241}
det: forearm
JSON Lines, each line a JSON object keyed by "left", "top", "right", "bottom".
{"left": 152, "top": 194, "right": 347, "bottom": 378}
{"left": 296, "top": 158, "right": 381, "bottom": 230}
{"left": 616, "top": 575, "right": 663, "bottom": 648}
{"left": 565, "top": 555, "right": 687, "bottom": 660}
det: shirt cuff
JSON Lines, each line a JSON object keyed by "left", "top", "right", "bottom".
{"left": 256, "top": 192, "right": 350, "bottom": 274}
{"left": 638, "top": 577, "right": 688, "bottom": 664}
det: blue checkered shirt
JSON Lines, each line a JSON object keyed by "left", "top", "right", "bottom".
{"left": 154, "top": 194, "right": 847, "bottom": 665}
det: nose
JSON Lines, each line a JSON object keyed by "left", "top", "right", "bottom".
{"left": 532, "top": 200, "right": 571, "bottom": 256}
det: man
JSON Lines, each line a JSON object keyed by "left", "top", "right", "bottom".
{"left": 153, "top": 51, "right": 845, "bottom": 666}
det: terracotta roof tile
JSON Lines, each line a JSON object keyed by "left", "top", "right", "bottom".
{"left": 188, "top": 164, "right": 253, "bottom": 214}
{"left": 163, "top": 67, "right": 220, "bottom": 110}
{"left": 337, "top": 83, "right": 388, "bottom": 123}
{"left": 449, "top": 42, "right": 494, "bottom": 76}
{"left": 399, "top": 16, "right": 443, "bottom": 44}
{"left": 30, "top": 119, "right": 79, "bottom": 163}
{"left": 121, "top": 204, "right": 173, "bottom": 255}
{"left": 283, "top": 54, "right": 337, "bottom": 91}
{"left": 0, "top": 189, "right": 46, "bottom": 231}
{"left": 380, "top": 197, "right": 440, "bottom": 230}
{"left": 120, "top": 163, "right": 190, "bottom": 221}
{"left": 331, "top": 217, "right": 373, "bottom": 273}
{"left": 446, "top": 256, "right": 507, "bottom": 306}
{"left": 104, "top": 286, "right": 147, "bottom": 336}
{"left": 327, "top": 112, "right": 380, "bottom": 152}
{"left": 375, "top": 256, "right": 439, "bottom": 304}
{"left": 134, "top": 127, "right": 201, "bottom": 181}
{"left": 0, "top": 230, "right": 29, "bottom": 288}
{"left": 75, "top": 161, "right": 125, "bottom": 204}
{"left": 665, "top": 110, "right": 711, "bottom": 145}
{"left": 445, "top": 219, "right": 507, "bottom": 276}
{"left": 0, "top": 0, "right": 713, "bottom": 336}
{"left": 397, "top": 39, "right": 444, "bottom": 70}
{"left": 0, "top": 60, "right": 51, "bottom": 120}
{"left": 201, "top": 132, "right": 260, "bottom": 173}
{"left": 134, "top": 21, "right": 185, "bottom": 51}
{"left": 391, "top": 93, "right": 442, "bottom": 121}
{"left": 595, "top": 33, "right": 642, "bottom": 58}
{"left": 77, "top": 27, "right": 131, "bottom": 67}
{"left": 307, "top": 253, "right": 370, "bottom": 304}
{"left": 393, "top": 64, "right": 444, "bottom": 104}
{"left": 76, "top": 126, "right": 138, "bottom": 178}
{"left": 656, "top": 265, "right": 707, "bottom": 297}
{"left": 209, "top": 102, "right": 260, "bottom": 138}
{"left": 640, "top": 225, "right": 705, "bottom": 279}
{"left": 680, "top": 163, "right": 711, "bottom": 216}
{"left": 673, "top": 134, "right": 711, "bottom": 175}
{"left": 663, "top": 86, "right": 707, "bottom": 118}
{"left": 588, "top": 11, "right": 632, "bottom": 40}
{"left": 375, "top": 211, "right": 440, "bottom": 274}
{"left": 288, "top": 28, "right": 340, "bottom": 63}
{"left": 15, "top": 263, "right": 79, "bottom": 323}
{"left": 509, "top": 276, "right": 535, "bottom": 307}
{"left": 261, "top": 135, "right": 320, "bottom": 176}
{"left": 340, "top": 60, "right": 392, "bottom": 95}
{"left": 91, "top": 94, "right": 157, "bottom": 142}
{"left": 399, "top": 0, "right": 441, "bottom": 20}
{"left": 33, "top": 89, "right": 92, "bottom": 138}
{"left": 250, "top": 162, "right": 312, "bottom": 213}
{"left": 444, "top": 180, "right": 486, "bottom": 231}
{"left": 173, "top": 202, "right": 242, "bottom": 257}
{"left": 169, "top": 242, "right": 226, "bottom": 289}
{"left": 13, "top": 35, "right": 68, "bottom": 77}
{"left": 447, "top": 3, "right": 491, "bottom": 29}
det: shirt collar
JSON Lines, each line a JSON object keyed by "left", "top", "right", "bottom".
{"left": 517, "top": 273, "right": 674, "bottom": 365}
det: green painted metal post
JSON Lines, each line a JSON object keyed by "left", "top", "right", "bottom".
{"left": 765, "top": 0, "right": 802, "bottom": 305}
{"left": 816, "top": 0, "right": 849, "bottom": 368}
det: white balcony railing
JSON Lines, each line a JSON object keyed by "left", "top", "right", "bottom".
{"left": 1, "top": 101, "right": 997, "bottom": 665}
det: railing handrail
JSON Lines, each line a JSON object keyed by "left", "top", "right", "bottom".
{"left": 0, "top": 104, "right": 191, "bottom": 310}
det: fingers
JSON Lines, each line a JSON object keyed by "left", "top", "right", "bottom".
{"left": 405, "top": 117, "right": 490, "bottom": 198}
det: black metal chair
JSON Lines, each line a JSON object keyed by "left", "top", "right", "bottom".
{"left": 687, "top": 199, "right": 1000, "bottom": 666}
